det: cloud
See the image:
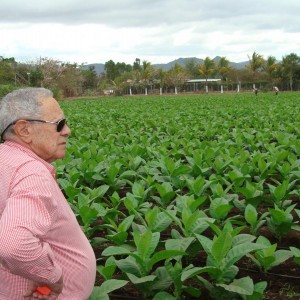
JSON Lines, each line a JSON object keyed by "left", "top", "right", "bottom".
{"left": 1, "top": 0, "right": 300, "bottom": 64}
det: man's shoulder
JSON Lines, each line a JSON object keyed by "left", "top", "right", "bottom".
{"left": 0, "top": 143, "right": 35, "bottom": 165}
{"left": 0, "top": 143, "right": 48, "bottom": 176}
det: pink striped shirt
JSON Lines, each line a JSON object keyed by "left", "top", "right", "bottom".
{"left": 0, "top": 141, "right": 96, "bottom": 300}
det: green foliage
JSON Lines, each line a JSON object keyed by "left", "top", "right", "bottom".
{"left": 89, "top": 279, "right": 128, "bottom": 300}
{"left": 244, "top": 204, "right": 268, "bottom": 235}
{"left": 247, "top": 236, "right": 293, "bottom": 272}
{"left": 266, "top": 203, "right": 298, "bottom": 240}
{"left": 54, "top": 93, "right": 300, "bottom": 299}
{"left": 0, "top": 84, "right": 16, "bottom": 97}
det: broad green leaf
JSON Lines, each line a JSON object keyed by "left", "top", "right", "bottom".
{"left": 149, "top": 250, "right": 186, "bottom": 268}
{"left": 181, "top": 266, "right": 219, "bottom": 281}
{"left": 79, "top": 206, "right": 99, "bottom": 226}
{"left": 89, "top": 279, "right": 128, "bottom": 300}
{"left": 224, "top": 243, "right": 267, "bottom": 269}
{"left": 233, "top": 234, "right": 256, "bottom": 246}
{"left": 102, "top": 246, "right": 130, "bottom": 256}
{"left": 245, "top": 204, "right": 258, "bottom": 225}
{"left": 118, "top": 215, "right": 135, "bottom": 232}
{"left": 134, "top": 230, "right": 153, "bottom": 260}
{"left": 273, "top": 184, "right": 287, "bottom": 201}
{"left": 126, "top": 273, "right": 156, "bottom": 284}
{"left": 211, "top": 231, "right": 232, "bottom": 264}
{"left": 105, "top": 231, "right": 128, "bottom": 245}
{"left": 165, "top": 237, "right": 195, "bottom": 253}
{"left": 269, "top": 250, "right": 293, "bottom": 269}
{"left": 115, "top": 256, "right": 142, "bottom": 277}
{"left": 195, "top": 234, "right": 213, "bottom": 255}
{"left": 217, "top": 276, "right": 254, "bottom": 295}
{"left": 98, "top": 279, "right": 128, "bottom": 294}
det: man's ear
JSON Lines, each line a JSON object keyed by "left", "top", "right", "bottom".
{"left": 13, "top": 120, "right": 32, "bottom": 142}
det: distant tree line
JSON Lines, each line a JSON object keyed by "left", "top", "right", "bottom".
{"left": 0, "top": 52, "right": 300, "bottom": 98}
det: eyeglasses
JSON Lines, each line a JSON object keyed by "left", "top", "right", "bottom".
{"left": 1, "top": 118, "right": 67, "bottom": 142}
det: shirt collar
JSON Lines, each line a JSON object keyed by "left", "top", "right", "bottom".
{"left": 4, "top": 140, "right": 56, "bottom": 177}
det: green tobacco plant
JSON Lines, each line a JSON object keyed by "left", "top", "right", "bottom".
{"left": 105, "top": 215, "right": 135, "bottom": 245}
{"left": 97, "top": 256, "right": 117, "bottom": 280}
{"left": 266, "top": 203, "right": 299, "bottom": 240}
{"left": 267, "top": 180, "right": 298, "bottom": 208}
{"left": 198, "top": 276, "right": 267, "bottom": 300}
{"left": 208, "top": 197, "right": 234, "bottom": 224}
{"left": 151, "top": 182, "right": 177, "bottom": 207}
{"left": 244, "top": 204, "right": 269, "bottom": 235}
{"left": 164, "top": 236, "right": 203, "bottom": 298}
{"left": 145, "top": 205, "right": 173, "bottom": 233}
{"left": 247, "top": 236, "right": 293, "bottom": 272}
{"left": 236, "top": 180, "right": 264, "bottom": 207}
{"left": 185, "top": 175, "right": 210, "bottom": 201}
{"left": 101, "top": 226, "right": 186, "bottom": 298}
{"left": 180, "top": 228, "right": 266, "bottom": 299}
{"left": 92, "top": 162, "right": 127, "bottom": 191}
{"left": 162, "top": 196, "right": 215, "bottom": 238}
{"left": 123, "top": 181, "right": 153, "bottom": 225}
{"left": 211, "top": 154, "right": 232, "bottom": 175}
{"left": 165, "top": 260, "right": 201, "bottom": 299}
{"left": 74, "top": 193, "right": 108, "bottom": 240}
{"left": 227, "top": 165, "right": 251, "bottom": 188}
{"left": 159, "top": 156, "right": 191, "bottom": 179}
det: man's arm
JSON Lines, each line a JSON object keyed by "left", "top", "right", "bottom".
{"left": 0, "top": 186, "right": 62, "bottom": 284}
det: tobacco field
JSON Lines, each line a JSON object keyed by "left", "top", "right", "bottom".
{"left": 55, "top": 92, "right": 300, "bottom": 300}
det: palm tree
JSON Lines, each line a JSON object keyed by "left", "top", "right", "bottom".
{"left": 198, "top": 57, "right": 215, "bottom": 93}
{"left": 263, "top": 56, "right": 277, "bottom": 77}
{"left": 247, "top": 51, "right": 265, "bottom": 86}
{"left": 140, "top": 60, "right": 155, "bottom": 95}
{"left": 217, "top": 56, "right": 231, "bottom": 81}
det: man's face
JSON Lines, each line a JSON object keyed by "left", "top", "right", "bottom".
{"left": 29, "top": 97, "right": 71, "bottom": 163}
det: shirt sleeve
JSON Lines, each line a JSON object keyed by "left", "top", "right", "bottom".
{"left": 0, "top": 163, "right": 62, "bottom": 284}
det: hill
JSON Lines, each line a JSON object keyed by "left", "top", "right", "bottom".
{"left": 82, "top": 56, "right": 248, "bottom": 75}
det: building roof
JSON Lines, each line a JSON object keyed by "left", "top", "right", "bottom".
{"left": 186, "top": 79, "right": 221, "bottom": 83}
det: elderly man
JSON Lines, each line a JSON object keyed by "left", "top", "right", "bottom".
{"left": 0, "top": 88, "right": 96, "bottom": 299}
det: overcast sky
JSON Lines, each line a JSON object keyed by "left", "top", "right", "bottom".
{"left": 1, "top": 0, "right": 299, "bottom": 65}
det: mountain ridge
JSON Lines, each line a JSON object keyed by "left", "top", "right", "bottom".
{"left": 82, "top": 56, "right": 248, "bottom": 75}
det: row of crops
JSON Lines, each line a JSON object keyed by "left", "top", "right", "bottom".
{"left": 56, "top": 93, "right": 300, "bottom": 299}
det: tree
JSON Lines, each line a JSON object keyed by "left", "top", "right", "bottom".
{"left": 133, "top": 58, "right": 141, "bottom": 71}
{"left": 184, "top": 59, "right": 200, "bottom": 78}
{"left": 280, "top": 53, "right": 300, "bottom": 91}
{"left": 247, "top": 51, "right": 265, "bottom": 82}
{"left": 104, "top": 60, "right": 116, "bottom": 81}
{"left": 263, "top": 55, "right": 278, "bottom": 84}
{"left": 140, "top": 60, "right": 155, "bottom": 94}
{"left": 198, "top": 57, "right": 215, "bottom": 92}
{"left": 115, "top": 62, "right": 132, "bottom": 75}
{"left": 56, "top": 62, "right": 83, "bottom": 97}
{"left": 81, "top": 66, "right": 98, "bottom": 92}
{"left": 217, "top": 56, "right": 231, "bottom": 81}
{"left": 0, "top": 57, "right": 16, "bottom": 84}
{"left": 155, "top": 68, "right": 167, "bottom": 94}
{"left": 166, "top": 63, "right": 188, "bottom": 94}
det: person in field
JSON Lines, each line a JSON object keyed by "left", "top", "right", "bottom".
{"left": 0, "top": 88, "right": 96, "bottom": 300}
{"left": 273, "top": 86, "right": 279, "bottom": 95}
